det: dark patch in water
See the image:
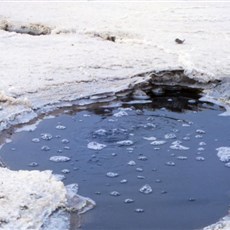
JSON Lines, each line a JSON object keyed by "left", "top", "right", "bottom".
{"left": 0, "top": 86, "right": 229, "bottom": 230}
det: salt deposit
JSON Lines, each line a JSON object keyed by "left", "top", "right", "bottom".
{"left": 0, "top": 168, "right": 95, "bottom": 230}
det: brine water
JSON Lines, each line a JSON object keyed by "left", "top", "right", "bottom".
{"left": 1, "top": 87, "right": 230, "bottom": 230}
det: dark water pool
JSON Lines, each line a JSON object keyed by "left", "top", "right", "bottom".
{"left": 1, "top": 88, "right": 230, "bottom": 230}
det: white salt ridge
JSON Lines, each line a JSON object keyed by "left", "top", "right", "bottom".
{"left": 216, "top": 147, "right": 230, "bottom": 162}
{"left": 0, "top": 168, "right": 66, "bottom": 230}
{"left": 49, "top": 156, "right": 71, "bottom": 162}
{"left": 87, "top": 141, "right": 106, "bottom": 150}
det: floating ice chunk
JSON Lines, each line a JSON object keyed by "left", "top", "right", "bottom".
{"left": 143, "top": 136, "right": 156, "bottom": 141}
{"left": 56, "top": 125, "right": 66, "bottom": 130}
{"left": 117, "top": 140, "right": 133, "bottom": 146}
{"left": 199, "top": 142, "right": 207, "bottom": 146}
{"left": 32, "top": 138, "right": 40, "bottom": 143}
{"left": 164, "top": 133, "right": 177, "bottom": 139}
{"left": 113, "top": 111, "right": 128, "bottom": 117}
{"left": 61, "top": 169, "right": 70, "bottom": 174}
{"left": 183, "top": 136, "right": 191, "bottom": 141}
{"left": 198, "top": 147, "right": 205, "bottom": 151}
{"left": 170, "top": 141, "right": 189, "bottom": 150}
{"left": 138, "top": 156, "right": 148, "bottom": 161}
{"left": 182, "top": 123, "right": 191, "bottom": 127}
{"left": 135, "top": 208, "right": 144, "bottom": 213}
{"left": 150, "top": 140, "right": 166, "bottom": 146}
{"left": 137, "top": 175, "right": 145, "bottom": 179}
{"left": 87, "top": 142, "right": 106, "bottom": 150}
{"left": 128, "top": 160, "right": 136, "bottom": 166}
{"left": 196, "top": 129, "right": 206, "bottom": 134}
{"left": 216, "top": 147, "right": 230, "bottom": 162}
{"left": 28, "top": 162, "right": 39, "bottom": 167}
{"left": 136, "top": 168, "right": 143, "bottom": 172}
{"left": 120, "top": 179, "right": 128, "bottom": 184}
{"left": 94, "top": 129, "right": 107, "bottom": 135}
{"left": 110, "top": 191, "right": 120, "bottom": 196}
{"left": 41, "top": 145, "right": 50, "bottom": 151}
{"left": 196, "top": 156, "right": 205, "bottom": 161}
{"left": 61, "top": 139, "right": 69, "bottom": 144}
{"left": 165, "top": 161, "right": 176, "bottom": 166}
{"left": 124, "top": 198, "right": 134, "bottom": 204}
{"left": 41, "top": 133, "right": 53, "bottom": 141}
{"left": 177, "top": 156, "right": 188, "bottom": 160}
{"left": 139, "top": 184, "right": 152, "bottom": 194}
{"left": 49, "top": 156, "right": 71, "bottom": 162}
{"left": 106, "top": 172, "right": 119, "bottom": 178}
{"left": 195, "top": 135, "right": 203, "bottom": 139}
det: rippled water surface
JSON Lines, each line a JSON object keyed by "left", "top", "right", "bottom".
{"left": 1, "top": 92, "right": 230, "bottom": 230}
